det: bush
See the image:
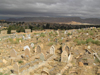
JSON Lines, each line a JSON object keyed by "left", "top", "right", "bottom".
{"left": 67, "top": 33, "right": 72, "bottom": 35}
{"left": 89, "top": 32, "right": 94, "bottom": 35}
{"left": 92, "top": 40, "right": 100, "bottom": 45}
{"left": 49, "top": 31, "right": 54, "bottom": 36}
{"left": 74, "top": 39, "right": 79, "bottom": 42}
{"left": 18, "top": 60, "right": 23, "bottom": 64}
{"left": 74, "top": 38, "right": 100, "bottom": 45}
{"left": 7, "top": 26, "right": 11, "bottom": 34}
{"left": 81, "top": 40, "right": 86, "bottom": 44}
{"left": 0, "top": 72, "right": 3, "bottom": 75}
{"left": 47, "top": 42, "right": 54, "bottom": 46}
{"left": 8, "top": 38, "right": 23, "bottom": 44}
{"left": 86, "top": 38, "right": 93, "bottom": 44}
{"left": 77, "top": 40, "right": 82, "bottom": 45}
{"left": 40, "top": 33, "right": 45, "bottom": 37}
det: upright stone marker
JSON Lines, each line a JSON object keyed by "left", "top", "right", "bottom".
{"left": 61, "top": 50, "right": 68, "bottom": 63}
{"left": 88, "top": 46, "right": 91, "bottom": 50}
{"left": 25, "top": 48, "right": 30, "bottom": 57}
{"left": 62, "top": 46, "right": 70, "bottom": 55}
{"left": 24, "top": 45, "right": 30, "bottom": 51}
{"left": 50, "top": 45, "right": 55, "bottom": 54}
{"left": 40, "top": 53, "right": 45, "bottom": 61}
{"left": 10, "top": 49, "right": 17, "bottom": 57}
{"left": 13, "top": 62, "right": 19, "bottom": 74}
{"left": 41, "top": 67, "right": 49, "bottom": 75}
{"left": 35, "top": 45, "right": 41, "bottom": 53}
{"left": 68, "top": 53, "right": 73, "bottom": 63}
{"left": 65, "top": 46, "right": 70, "bottom": 55}
{"left": 31, "top": 43, "right": 34, "bottom": 48}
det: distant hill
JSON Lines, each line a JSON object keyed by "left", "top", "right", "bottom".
{"left": 6, "top": 17, "right": 100, "bottom": 24}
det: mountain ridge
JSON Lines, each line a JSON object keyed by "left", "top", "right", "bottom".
{"left": 6, "top": 17, "right": 100, "bottom": 24}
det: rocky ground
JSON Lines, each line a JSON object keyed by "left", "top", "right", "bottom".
{"left": 0, "top": 27, "right": 100, "bottom": 75}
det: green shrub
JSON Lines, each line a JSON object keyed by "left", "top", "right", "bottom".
{"left": 8, "top": 38, "right": 23, "bottom": 44}
{"left": 74, "top": 38, "right": 100, "bottom": 46}
{"left": 67, "top": 33, "right": 72, "bottom": 35}
{"left": 18, "top": 61, "right": 23, "bottom": 64}
{"left": 94, "top": 58, "right": 100, "bottom": 63}
{"left": 59, "top": 39, "right": 63, "bottom": 43}
{"left": 86, "top": 38, "right": 93, "bottom": 43}
{"left": 47, "top": 42, "right": 54, "bottom": 46}
{"left": 81, "top": 40, "right": 86, "bottom": 44}
{"left": 4, "top": 73, "right": 9, "bottom": 75}
{"left": 74, "top": 39, "right": 79, "bottom": 42}
{"left": 49, "top": 31, "right": 54, "bottom": 36}
{"left": 77, "top": 40, "right": 82, "bottom": 45}
{"left": 89, "top": 32, "right": 94, "bottom": 35}
{"left": 92, "top": 40, "right": 100, "bottom": 45}
{"left": 0, "top": 72, "right": 3, "bottom": 75}
{"left": 40, "top": 33, "right": 45, "bottom": 37}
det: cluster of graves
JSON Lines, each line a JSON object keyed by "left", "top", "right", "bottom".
{"left": 0, "top": 27, "right": 100, "bottom": 75}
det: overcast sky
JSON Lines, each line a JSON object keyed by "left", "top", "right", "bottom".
{"left": 0, "top": 0, "right": 100, "bottom": 19}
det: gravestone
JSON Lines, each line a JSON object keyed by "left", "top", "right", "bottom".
{"left": 19, "top": 40, "right": 21, "bottom": 44}
{"left": 40, "top": 53, "right": 45, "bottom": 61}
{"left": 61, "top": 50, "right": 68, "bottom": 63}
{"left": 65, "top": 46, "right": 70, "bottom": 55}
{"left": 25, "top": 48, "right": 30, "bottom": 57}
{"left": 50, "top": 45, "right": 55, "bottom": 54}
{"left": 69, "top": 36, "right": 72, "bottom": 38}
{"left": 62, "top": 46, "right": 70, "bottom": 55}
{"left": 26, "top": 34, "right": 31, "bottom": 39}
{"left": 68, "top": 53, "right": 73, "bottom": 63}
{"left": 57, "top": 31, "right": 59, "bottom": 36}
{"left": 64, "top": 30, "right": 67, "bottom": 34}
{"left": 88, "top": 46, "right": 91, "bottom": 49}
{"left": 31, "top": 43, "right": 34, "bottom": 48}
{"left": 24, "top": 46, "right": 30, "bottom": 51}
{"left": 22, "top": 36, "right": 25, "bottom": 40}
{"left": 41, "top": 67, "right": 49, "bottom": 75}
{"left": 35, "top": 45, "right": 41, "bottom": 53}
{"left": 86, "top": 33, "right": 89, "bottom": 35}
{"left": 10, "top": 49, "right": 17, "bottom": 57}
{"left": 13, "top": 62, "right": 19, "bottom": 74}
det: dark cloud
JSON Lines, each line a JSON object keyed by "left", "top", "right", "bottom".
{"left": 0, "top": 0, "right": 100, "bottom": 19}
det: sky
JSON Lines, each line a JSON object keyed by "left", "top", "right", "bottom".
{"left": 0, "top": 0, "right": 100, "bottom": 19}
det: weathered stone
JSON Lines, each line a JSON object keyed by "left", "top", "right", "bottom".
{"left": 24, "top": 46, "right": 30, "bottom": 51}
{"left": 41, "top": 67, "right": 50, "bottom": 75}
{"left": 78, "top": 62, "right": 84, "bottom": 67}
{"left": 40, "top": 53, "right": 46, "bottom": 61}
{"left": 30, "top": 43, "right": 34, "bottom": 48}
{"left": 50, "top": 45, "right": 55, "bottom": 54}
{"left": 13, "top": 62, "right": 19, "bottom": 73}
{"left": 10, "top": 49, "right": 17, "bottom": 57}
{"left": 61, "top": 50, "right": 68, "bottom": 63}
{"left": 68, "top": 54, "right": 73, "bottom": 63}
{"left": 35, "top": 45, "right": 41, "bottom": 53}
{"left": 25, "top": 48, "right": 30, "bottom": 57}
{"left": 2, "top": 59, "right": 7, "bottom": 64}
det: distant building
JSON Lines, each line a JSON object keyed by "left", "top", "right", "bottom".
{"left": 1, "top": 30, "right": 7, "bottom": 34}
{"left": 25, "top": 29, "right": 31, "bottom": 33}
{"left": 11, "top": 30, "right": 16, "bottom": 34}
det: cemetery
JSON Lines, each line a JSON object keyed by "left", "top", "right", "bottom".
{"left": 0, "top": 27, "right": 100, "bottom": 75}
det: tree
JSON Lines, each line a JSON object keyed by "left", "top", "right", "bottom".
{"left": 7, "top": 26, "right": 11, "bottom": 34}
{"left": 46, "top": 23, "right": 50, "bottom": 29}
